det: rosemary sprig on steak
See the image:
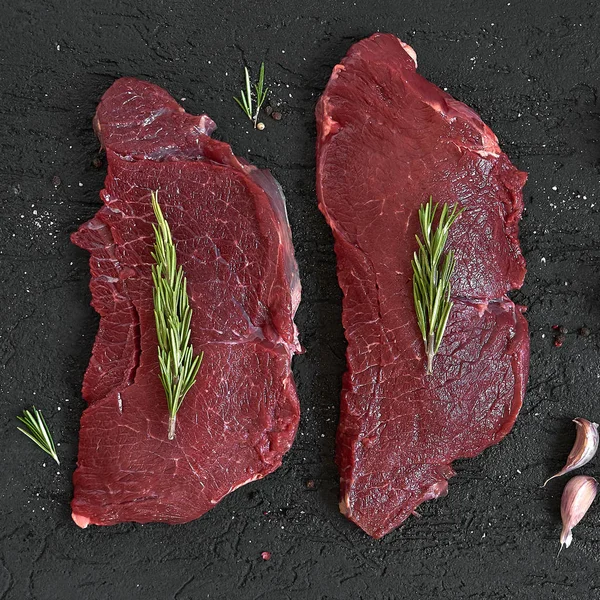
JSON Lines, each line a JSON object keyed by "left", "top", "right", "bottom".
{"left": 411, "top": 197, "right": 463, "bottom": 374}
{"left": 151, "top": 191, "right": 203, "bottom": 440}
{"left": 17, "top": 407, "right": 60, "bottom": 464}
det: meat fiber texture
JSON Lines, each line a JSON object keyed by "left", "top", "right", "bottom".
{"left": 316, "top": 34, "right": 529, "bottom": 538}
{"left": 71, "top": 78, "right": 301, "bottom": 527}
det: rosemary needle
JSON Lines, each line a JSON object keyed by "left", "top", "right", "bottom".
{"left": 151, "top": 191, "right": 203, "bottom": 440}
{"left": 17, "top": 407, "right": 59, "bottom": 464}
{"left": 411, "top": 197, "right": 464, "bottom": 374}
{"left": 253, "top": 62, "right": 269, "bottom": 127}
{"left": 234, "top": 66, "right": 253, "bottom": 124}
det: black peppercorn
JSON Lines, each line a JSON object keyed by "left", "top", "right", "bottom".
{"left": 554, "top": 334, "right": 566, "bottom": 348}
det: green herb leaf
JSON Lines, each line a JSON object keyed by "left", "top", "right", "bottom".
{"left": 234, "top": 66, "right": 253, "bottom": 123}
{"left": 17, "top": 407, "right": 59, "bottom": 464}
{"left": 253, "top": 62, "right": 269, "bottom": 126}
{"left": 411, "top": 197, "right": 464, "bottom": 374}
{"left": 151, "top": 191, "right": 204, "bottom": 440}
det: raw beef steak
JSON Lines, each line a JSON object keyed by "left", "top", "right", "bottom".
{"left": 316, "top": 34, "right": 529, "bottom": 538}
{"left": 71, "top": 77, "right": 301, "bottom": 527}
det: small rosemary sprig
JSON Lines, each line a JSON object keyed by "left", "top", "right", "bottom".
{"left": 411, "top": 197, "right": 464, "bottom": 374}
{"left": 151, "top": 191, "right": 203, "bottom": 440}
{"left": 234, "top": 62, "right": 269, "bottom": 128}
{"left": 17, "top": 407, "right": 59, "bottom": 464}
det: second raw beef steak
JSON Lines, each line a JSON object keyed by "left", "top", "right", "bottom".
{"left": 316, "top": 34, "right": 529, "bottom": 538}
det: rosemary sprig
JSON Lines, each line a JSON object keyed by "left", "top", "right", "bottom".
{"left": 411, "top": 197, "right": 464, "bottom": 374}
{"left": 151, "top": 191, "right": 203, "bottom": 440}
{"left": 234, "top": 62, "right": 269, "bottom": 128}
{"left": 17, "top": 407, "right": 59, "bottom": 464}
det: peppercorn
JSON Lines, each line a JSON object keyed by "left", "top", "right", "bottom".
{"left": 554, "top": 334, "right": 566, "bottom": 348}
{"left": 51, "top": 175, "right": 61, "bottom": 188}
{"left": 579, "top": 327, "right": 591, "bottom": 338}
{"left": 271, "top": 111, "right": 282, "bottom": 121}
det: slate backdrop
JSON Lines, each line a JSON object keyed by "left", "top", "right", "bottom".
{"left": 1, "top": 0, "right": 599, "bottom": 598}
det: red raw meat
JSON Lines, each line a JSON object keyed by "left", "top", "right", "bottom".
{"left": 71, "top": 78, "right": 301, "bottom": 527}
{"left": 316, "top": 34, "right": 529, "bottom": 538}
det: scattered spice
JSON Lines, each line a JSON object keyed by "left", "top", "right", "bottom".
{"left": 261, "top": 551, "right": 271, "bottom": 561}
{"left": 52, "top": 175, "right": 61, "bottom": 188}
{"left": 554, "top": 334, "right": 565, "bottom": 348}
{"left": 271, "top": 111, "right": 282, "bottom": 121}
{"left": 559, "top": 475, "right": 597, "bottom": 551}
{"left": 579, "top": 327, "right": 591, "bottom": 338}
{"left": 92, "top": 156, "right": 103, "bottom": 169}
{"left": 543, "top": 418, "right": 599, "bottom": 486}
{"left": 264, "top": 105, "right": 273, "bottom": 116}
{"left": 552, "top": 325, "right": 568, "bottom": 334}
{"left": 305, "top": 479, "right": 315, "bottom": 489}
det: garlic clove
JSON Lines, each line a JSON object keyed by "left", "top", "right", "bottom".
{"left": 560, "top": 475, "right": 597, "bottom": 550}
{"left": 544, "top": 418, "right": 599, "bottom": 487}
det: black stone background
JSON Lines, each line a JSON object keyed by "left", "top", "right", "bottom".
{"left": 1, "top": 0, "right": 599, "bottom": 598}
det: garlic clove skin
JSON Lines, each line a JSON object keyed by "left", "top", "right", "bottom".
{"left": 560, "top": 475, "right": 597, "bottom": 550}
{"left": 544, "top": 418, "right": 599, "bottom": 487}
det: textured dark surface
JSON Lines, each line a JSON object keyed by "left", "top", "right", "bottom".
{"left": 0, "top": 0, "right": 598, "bottom": 598}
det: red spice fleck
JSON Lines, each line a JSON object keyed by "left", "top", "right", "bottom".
{"left": 554, "top": 334, "right": 565, "bottom": 348}
{"left": 261, "top": 551, "right": 271, "bottom": 561}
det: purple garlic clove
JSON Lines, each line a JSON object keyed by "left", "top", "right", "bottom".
{"left": 544, "top": 418, "right": 599, "bottom": 487}
{"left": 560, "top": 475, "right": 597, "bottom": 550}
